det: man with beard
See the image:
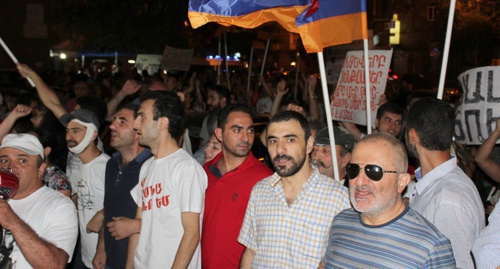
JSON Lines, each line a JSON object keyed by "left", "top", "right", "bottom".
{"left": 321, "top": 133, "right": 455, "bottom": 268}
{"left": 238, "top": 111, "right": 350, "bottom": 268}
{"left": 92, "top": 104, "right": 152, "bottom": 269}
{"left": 407, "top": 97, "right": 484, "bottom": 268}
{"left": 127, "top": 91, "right": 207, "bottom": 268}
{"left": 202, "top": 104, "right": 272, "bottom": 268}
{"left": 17, "top": 64, "right": 110, "bottom": 268}
{"left": 311, "top": 126, "right": 356, "bottom": 186}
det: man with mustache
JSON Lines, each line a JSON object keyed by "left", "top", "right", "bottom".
{"left": 321, "top": 132, "right": 455, "bottom": 268}
{"left": 238, "top": 111, "right": 350, "bottom": 268}
{"left": 202, "top": 104, "right": 272, "bottom": 268}
{"left": 0, "top": 134, "right": 78, "bottom": 268}
{"left": 311, "top": 126, "right": 356, "bottom": 186}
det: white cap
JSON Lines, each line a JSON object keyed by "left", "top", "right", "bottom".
{"left": 0, "top": 133, "right": 44, "bottom": 159}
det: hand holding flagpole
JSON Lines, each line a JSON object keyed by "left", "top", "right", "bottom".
{"left": 0, "top": 37, "right": 35, "bottom": 87}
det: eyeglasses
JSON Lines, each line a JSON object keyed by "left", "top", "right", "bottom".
{"left": 346, "top": 163, "right": 403, "bottom": 181}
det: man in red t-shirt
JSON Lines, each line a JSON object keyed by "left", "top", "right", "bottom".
{"left": 202, "top": 104, "right": 273, "bottom": 268}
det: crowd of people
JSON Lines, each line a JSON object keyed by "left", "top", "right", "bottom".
{"left": 0, "top": 62, "right": 498, "bottom": 269}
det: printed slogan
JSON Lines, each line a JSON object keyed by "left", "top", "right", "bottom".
{"left": 455, "top": 66, "right": 500, "bottom": 145}
{"left": 331, "top": 50, "right": 393, "bottom": 126}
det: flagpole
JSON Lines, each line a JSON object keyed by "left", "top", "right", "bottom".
{"left": 224, "top": 30, "right": 231, "bottom": 90}
{"left": 260, "top": 39, "right": 271, "bottom": 82}
{"left": 294, "top": 56, "right": 300, "bottom": 100}
{"left": 217, "top": 35, "right": 221, "bottom": 85}
{"left": 363, "top": 38, "right": 372, "bottom": 134}
{"left": 317, "top": 51, "right": 341, "bottom": 182}
{"left": 437, "top": 0, "right": 457, "bottom": 100}
{"left": 247, "top": 47, "right": 254, "bottom": 94}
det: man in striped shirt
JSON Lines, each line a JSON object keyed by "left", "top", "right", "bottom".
{"left": 322, "top": 133, "right": 455, "bottom": 268}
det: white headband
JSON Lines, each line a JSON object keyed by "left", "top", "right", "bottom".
{"left": 68, "top": 119, "right": 97, "bottom": 154}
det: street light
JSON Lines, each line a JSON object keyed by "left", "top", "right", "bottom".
{"left": 390, "top": 14, "right": 400, "bottom": 45}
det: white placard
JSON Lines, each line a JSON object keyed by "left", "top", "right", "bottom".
{"left": 135, "top": 54, "right": 162, "bottom": 76}
{"left": 455, "top": 66, "right": 500, "bottom": 145}
{"left": 331, "top": 50, "right": 393, "bottom": 126}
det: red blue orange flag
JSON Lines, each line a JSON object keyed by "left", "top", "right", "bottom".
{"left": 296, "top": 0, "right": 368, "bottom": 53}
{"left": 188, "top": 0, "right": 368, "bottom": 53}
{"left": 188, "top": 0, "right": 310, "bottom": 34}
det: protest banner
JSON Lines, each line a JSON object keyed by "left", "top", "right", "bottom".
{"left": 135, "top": 54, "right": 162, "bottom": 75}
{"left": 161, "top": 45, "right": 194, "bottom": 71}
{"left": 331, "top": 50, "right": 393, "bottom": 126}
{"left": 455, "top": 66, "right": 500, "bottom": 145}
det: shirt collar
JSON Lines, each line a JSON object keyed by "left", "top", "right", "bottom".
{"left": 414, "top": 157, "right": 457, "bottom": 195}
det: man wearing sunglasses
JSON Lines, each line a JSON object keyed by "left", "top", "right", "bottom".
{"left": 238, "top": 111, "right": 350, "bottom": 268}
{"left": 406, "top": 97, "right": 484, "bottom": 269}
{"left": 322, "top": 133, "right": 455, "bottom": 268}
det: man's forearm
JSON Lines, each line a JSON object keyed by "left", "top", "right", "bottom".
{"left": 171, "top": 229, "right": 200, "bottom": 269}
{"left": 10, "top": 218, "right": 68, "bottom": 268}
{"left": 240, "top": 248, "right": 255, "bottom": 269}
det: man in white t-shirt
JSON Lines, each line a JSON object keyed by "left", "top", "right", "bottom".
{"left": 127, "top": 91, "right": 207, "bottom": 268}
{"left": 59, "top": 109, "right": 110, "bottom": 268}
{"left": 0, "top": 133, "right": 78, "bottom": 268}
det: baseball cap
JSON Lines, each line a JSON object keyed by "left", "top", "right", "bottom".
{"left": 0, "top": 133, "right": 44, "bottom": 159}
{"left": 314, "top": 126, "right": 356, "bottom": 153}
{"left": 59, "top": 109, "right": 99, "bottom": 130}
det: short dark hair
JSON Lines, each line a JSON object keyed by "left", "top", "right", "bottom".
{"left": 117, "top": 103, "right": 140, "bottom": 118}
{"left": 140, "top": 91, "right": 185, "bottom": 141}
{"left": 268, "top": 110, "right": 310, "bottom": 142}
{"left": 217, "top": 104, "right": 253, "bottom": 130}
{"left": 376, "top": 102, "right": 404, "bottom": 120}
{"left": 406, "top": 97, "right": 455, "bottom": 151}
{"left": 208, "top": 85, "right": 231, "bottom": 103}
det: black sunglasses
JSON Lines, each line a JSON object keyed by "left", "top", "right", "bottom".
{"left": 346, "top": 163, "right": 402, "bottom": 181}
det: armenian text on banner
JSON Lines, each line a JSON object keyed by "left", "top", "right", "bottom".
{"left": 455, "top": 66, "right": 500, "bottom": 145}
{"left": 161, "top": 46, "right": 194, "bottom": 72}
{"left": 331, "top": 50, "right": 393, "bottom": 126}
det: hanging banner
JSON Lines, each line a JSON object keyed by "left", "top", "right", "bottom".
{"left": 161, "top": 46, "right": 194, "bottom": 71}
{"left": 455, "top": 66, "right": 500, "bottom": 145}
{"left": 331, "top": 50, "right": 393, "bottom": 126}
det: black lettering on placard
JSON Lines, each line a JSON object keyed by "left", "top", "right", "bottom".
{"left": 455, "top": 112, "right": 466, "bottom": 141}
{"left": 465, "top": 110, "right": 484, "bottom": 143}
{"left": 486, "top": 109, "right": 498, "bottom": 135}
{"left": 463, "top": 72, "right": 486, "bottom": 104}
{"left": 487, "top": 70, "right": 500, "bottom": 103}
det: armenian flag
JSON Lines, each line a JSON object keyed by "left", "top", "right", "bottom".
{"left": 296, "top": 0, "right": 368, "bottom": 53}
{"left": 188, "top": 0, "right": 368, "bottom": 53}
{"left": 188, "top": 0, "right": 310, "bottom": 34}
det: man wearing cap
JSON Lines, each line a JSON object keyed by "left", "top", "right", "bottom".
{"left": 18, "top": 64, "right": 111, "bottom": 268}
{"left": 0, "top": 133, "right": 78, "bottom": 268}
{"left": 311, "top": 126, "right": 356, "bottom": 186}
{"left": 321, "top": 133, "right": 455, "bottom": 268}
